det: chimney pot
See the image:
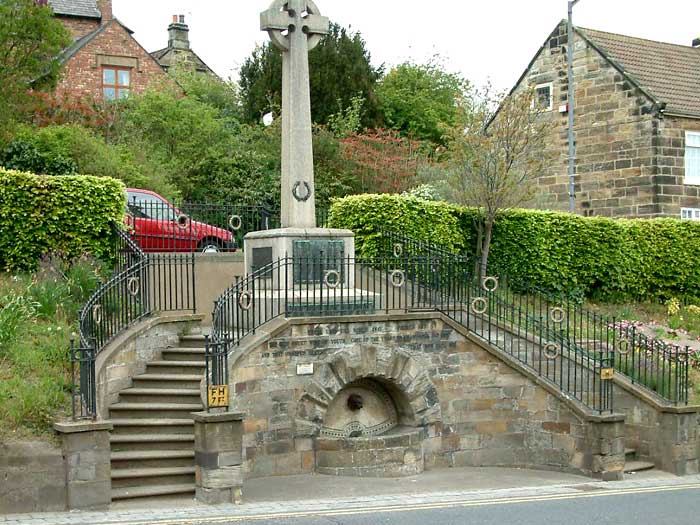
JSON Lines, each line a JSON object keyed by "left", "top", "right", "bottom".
{"left": 693, "top": 37, "right": 700, "bottom": 48}
{"left": 179, "top": 15, "right": 185, "bottom": 24}
{"left": 172, "top": 15, "right": 178, "bottom": 23}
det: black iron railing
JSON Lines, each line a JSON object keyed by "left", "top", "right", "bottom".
{"left": 70, "top": 339, "right": 96, "bottom": 420}
{"left": 383, "top": 231, "right": 690, "bottom": 406}
{"left": 204, "top": 336, "right": 230, "bottom": 412}
{"left": 211, "top": 253, "right": 615, "bottom": 413}
{"left": 73, "top": 223, "right": 196, "bottom": 419}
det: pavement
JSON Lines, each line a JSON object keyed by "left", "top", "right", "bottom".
{"left": 0, "top": 467, "right": 694, "bottom": 525}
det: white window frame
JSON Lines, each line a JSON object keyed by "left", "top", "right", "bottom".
{"left": 533, "top": 82, "right": 554, "bottom": 112}
{"left": 685, "top": 131, "right": 700, "bottom": 185}
{"left": 681, "top": 208, "right": 700, "bottom": 221}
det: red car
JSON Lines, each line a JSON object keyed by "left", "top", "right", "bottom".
{"left": 125, "top": 189, "right": 236, "bottom": 253}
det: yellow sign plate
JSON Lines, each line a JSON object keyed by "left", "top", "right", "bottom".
{"left": 208, "top": 385, "right": 229, "bottom": 408}
{"left": 601, "top": 368, "right": 615, "bottom": 380}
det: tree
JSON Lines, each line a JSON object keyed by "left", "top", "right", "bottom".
{"left": 0, "top": 0, "right": 70, "bottom": 132}
{"left": 445, "top": 87, "right": 553, "bottom": 275}
{"left": 376, "top": 61, "right": 469, "bottom": 144}
{"left": 238, "top": 23, "right": 383, "bottom": 127}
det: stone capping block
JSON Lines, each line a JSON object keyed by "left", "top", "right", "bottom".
{"left": 243, "top": 227, "right": 354, "bottom": 240}
{"left": 192, "top": 411, "right": 246, "bottom": 423}
{"left": 54, "top": 421, "right": 113, "bottom": 434}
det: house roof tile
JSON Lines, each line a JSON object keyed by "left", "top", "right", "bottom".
{"left": 578, "top": 27, "right": 700, "bottom": 117}
{"left": 48, "top": 0, "right": 101, "bottom": 19}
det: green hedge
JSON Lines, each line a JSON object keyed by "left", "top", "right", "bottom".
{"left": 0, "top": 168, "right": 125, "bottom": 271}
{"left": 327, "top": 194, "right": 470, "bottom": 257}
{"left": 329, "top": 194, "right": 700, "bottom": 302}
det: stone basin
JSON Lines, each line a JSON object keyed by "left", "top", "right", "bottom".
{"left": 315, "top": 426, "right": 426, "bottom": 477}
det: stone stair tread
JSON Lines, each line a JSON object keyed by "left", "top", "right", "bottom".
{"left": 624, "top": 460, "right": 655, "bottom": 473}
{"left": 148, "top": 361, "right": 206, "bottom": 367}
{"left": 111, "top": 466, "right": 195, "bottom": 479}
{"left": 111, "top": 484, "right": 194, "bottom": 500}
{"left": 163, "top": 347, "right": 206, "bottom": 353}
{"left": 110, "top": 402, "right": 203, "bottom": 410}
{"left": 133, "top": 373, "right": 203, "bottom": 381}
{"left": 110, "top": 434, "right": 194, "bottom": 443}
{"left": 111, "top": 418, "right": 194, "bottom": 427}
{"left": 120, "top": 388, "right": 201, "bottom": 396}
{"left": 112, "top": 450, "right": 194, "bottom": 461}
{"left": 625, "top": 448, "right": 636, "bottom": 455}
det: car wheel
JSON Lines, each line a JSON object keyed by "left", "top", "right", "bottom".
{"left": 199, "top": 239, "right": 223, "bottom": 254}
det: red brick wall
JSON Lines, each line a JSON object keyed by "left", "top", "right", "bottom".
{"left": 57, "top": 16, "right": 100, "bottom": 40}
{"left": 55, "top": 21, "right": 172, "bottom": 102}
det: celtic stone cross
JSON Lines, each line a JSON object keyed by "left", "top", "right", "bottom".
{"left": 261, "top": 0, "right": 329, "bottom": 228}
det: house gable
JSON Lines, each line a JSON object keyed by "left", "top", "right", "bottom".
{"left": 56, "top": 19, "right": 170, "bottom": 102}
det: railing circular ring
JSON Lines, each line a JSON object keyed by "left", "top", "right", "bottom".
{"left": 677, "top": 350, "right": 689, "bottom": 364}
{"left": 617, "top": 339, "right": 630, "bottom": 355}
{"left": 550, "top": 307, "right": 566, "bottom": 324}
{"left": 482, "top": 276, "right": 499, "bottom": 293}
{"left": 393, "top": 243, "right": 403, "bottom": 258}
{"left": 390, "top": 270, "right": 405, "bottom": 288}
{"left": 228, "top": 214, "right": 243, "bottom": 231}
{"left": 238, "top": 291, "right": 253, "bottom": 311}
{"left": 324, "top": 269, "right": 341, "bottom": 289}
{"left": 471, "top": 297, "right": 488, "bottom": 315}
{"left": 176, "top": 214, "right": 190, "bottom": 230}
{"left": 127, "top": 277, "right": 140, "bottom": 297}
{"left": 544, "top": 343, "right": 559, "bottom": 360}
{"left": 92, "top": 304, "right": 102, "bottom": 324}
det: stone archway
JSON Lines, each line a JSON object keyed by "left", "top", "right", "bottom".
{"left": 294, "top": 345, "right": 441, "bottom": 477}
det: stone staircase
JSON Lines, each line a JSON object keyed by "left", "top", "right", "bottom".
{"left": 623, "top": 447, "right": 655, "bottom": 474}
{"left": 109, "top": 335, "right": 206, "bottom": 502}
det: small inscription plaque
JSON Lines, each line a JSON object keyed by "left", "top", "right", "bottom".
{"left": 297, "top": 363, "right": 314, "bottom": 376}
{"left": 601, "top": 368, "right": 614, "bottom": 380}
{"left": 208, "top": 385, "right": 229, "bottom": 408}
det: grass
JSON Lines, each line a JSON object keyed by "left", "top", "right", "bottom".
{"left": 0, "top": 255, "right": 105, "bottom": 439}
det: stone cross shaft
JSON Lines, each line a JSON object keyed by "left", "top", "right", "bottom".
{"left": 261, "top": 0, "right": 329, "bottom": 229}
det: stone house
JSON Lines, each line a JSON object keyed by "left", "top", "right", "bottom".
{"left": 150, "top": 15, "right": 217, "bottom": 76}
{"left": 48, "top": 0, "right": 170, "bottom": 102}
{"left": 511, "top": 20, "right": 700, "bottom": 219}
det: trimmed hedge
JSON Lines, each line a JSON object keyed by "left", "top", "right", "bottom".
{"left": 327, "top": 194, "right": 470, "bottom": 257}
{"left": 329, "top": 194, "right": 700, "bottom": 302}
{"left": 0, "top": 168, "right": 125, "bottom": 271}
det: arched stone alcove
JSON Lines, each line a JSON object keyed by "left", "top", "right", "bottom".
{"left": 294, "top": 345, "right": 441, "bottom": 477}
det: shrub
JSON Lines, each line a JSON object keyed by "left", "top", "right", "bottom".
{"left": 327, "top": 194, "right": 470, "bottom": 257}
{"left": 328, "top": 194, "right": 700, "bottom": 302}
{"left": 0, "top": 168, "right": 125, "bottom": 271}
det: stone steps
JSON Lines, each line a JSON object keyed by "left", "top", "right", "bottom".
{"left": 118, "top": 387, "right": 201, "bottom": 404}
{"left": 624, "top": 447, "right": 655, "bottom": 474}
{"left": 111, "top": 483, "right": 195, "bottom": 501}
{"left": 109, "top": 333, "right": 205, "bottom": 503}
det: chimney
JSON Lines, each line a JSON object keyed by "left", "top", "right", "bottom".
{"left": 168, "top": 14, "right": 190, "bottom": 50}
{"left": 693, "top": 37, "right": 700, "bottom": 48}
{"left": 97, "top": 0, "right": 112, "bottom": 23}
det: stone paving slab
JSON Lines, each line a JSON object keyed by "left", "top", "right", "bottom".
{"left": 1, "top": 469, "right": 697, "bottom": 525}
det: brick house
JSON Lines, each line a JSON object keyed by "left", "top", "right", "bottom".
{"left": 48, "top": 0, "right": 170, "bottom": 102}
{"left": 511, "top": 21, "right": 700, "bottom": 218}
{"left": 151, "top": 15, "right": 217, "bottom": 76}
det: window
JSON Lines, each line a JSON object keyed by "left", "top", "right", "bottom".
{"left": 102, "top": 67, "right": 130, "bottom": 101}
{"left": 534, "top": 82, "right": 553, "bottom": 112}
{"left": 127, "top": 192, "right": 175, "bottom": 221}
{"left": 685, "top": 131, "right": 700, "bottom": 185}
{"left": 681, "top": 208, "right": 700, "bottom": 221}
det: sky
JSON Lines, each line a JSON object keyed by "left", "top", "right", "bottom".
{"left": 114, "top": 0, "right": 700, "bottom": 91}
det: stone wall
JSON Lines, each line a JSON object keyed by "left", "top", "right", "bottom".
{"left": 656, "top": 116, "right": 700, "bottom": 217}
{"left": 613, "top": 380, "right": 700, "bottom": 475}
{"left": 229, "top": 314, "right": 623, "bottom": 480}
{"left": 0, "top": 441, "right": 66, "bottom": 514}
{"left": 517, "top": 22, "right": 700, "bottom": 218}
